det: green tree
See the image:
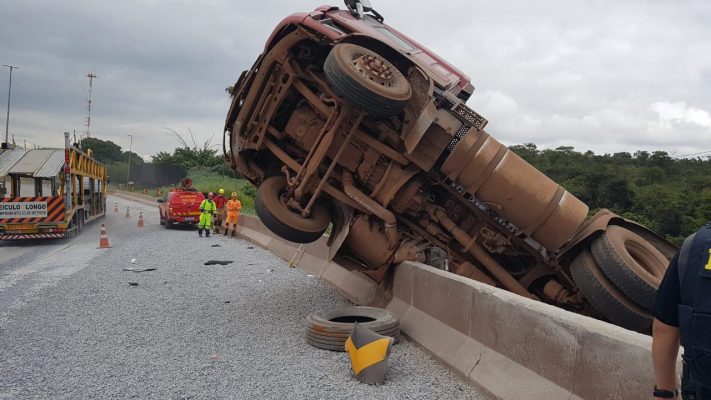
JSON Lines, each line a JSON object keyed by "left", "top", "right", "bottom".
{"left": 82, "top": 137, "right": 123, "bottom": 163}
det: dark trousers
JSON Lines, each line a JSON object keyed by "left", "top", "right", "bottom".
{"left": 683, "top": 363, "right": 711, "bottom": 400}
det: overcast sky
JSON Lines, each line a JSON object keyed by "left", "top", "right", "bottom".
{"left": 1, "top": 0, "right": 710, "bottom": 160}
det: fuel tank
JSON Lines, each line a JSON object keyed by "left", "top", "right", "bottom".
{"left": 441, "top": 129, "right": 588, "bottom": 251}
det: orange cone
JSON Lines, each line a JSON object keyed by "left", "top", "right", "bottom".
{"left": 125, "top": 206, "right": 131, "bottom": 219}
{"left": 137, "top": 211, "right": 144, "bottom": 228}
{"left": 98, "top": 224, "right": 111, "bottom": 248}
{"left": 114, "top": 202, "right": 119, "bottom": 213}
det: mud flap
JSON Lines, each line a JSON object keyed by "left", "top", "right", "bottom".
{"left": 326, "top": 203, "right": 353, "bottom": 261}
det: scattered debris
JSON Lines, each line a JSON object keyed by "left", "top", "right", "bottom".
{"left": 224, "top": 301, "right": 231, "bottom": 304}
{"left": 130, "top": 259, "right": 138, "bottom": 264}
{"left": 128, "top": 282, "right": 139, "bottom": 287}
{"left": 246, "top": 246, "right": 254, "bottom": 249}
{"left": 211, "top": 244, "right": 221, "bottom": 247}
{"left": 123, "top": 268, "right": 156, "bottom": 273}
{"left": 204, "top": 260, "right": 234, "bottom": 266}
{"left": 267, "top": 269, "right": 274, "bottom": 273}
{"left": 288, "top": 243, "right": 305, "bottom": 268}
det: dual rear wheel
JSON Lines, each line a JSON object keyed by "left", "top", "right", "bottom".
{"left": 571, "top": 226, "right": 669, "bottom": 332}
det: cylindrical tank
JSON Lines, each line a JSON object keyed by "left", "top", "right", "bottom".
{"left": 441, "top": 129, "right": 588, "bottom": 251}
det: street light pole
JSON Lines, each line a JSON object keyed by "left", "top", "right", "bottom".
{"left": 3, "top": 64, "right": 19, "bottom": 148}
{"left": 126, "top": 134, "right": 133, "bottom": 188}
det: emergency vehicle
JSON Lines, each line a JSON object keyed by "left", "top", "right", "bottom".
{"left": 0, "top": 132, "right": 107, "bottom": 239}
{"left": 158, "top": 178, "right": 205, "bottom": 228}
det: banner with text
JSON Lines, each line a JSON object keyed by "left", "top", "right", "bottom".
{"left": 0, "top": 201, "right": 49, "bottom": 219}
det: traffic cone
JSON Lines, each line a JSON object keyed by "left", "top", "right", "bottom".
{"left": 114, "top": 202, "right": 119, "bottom": 213}
{"left": 98, "top": 224, "right": 111, "bottom": 249}
{"left": 137, "top": 211, "right": 144, "bottom": 228}
{"left": 125, "top": 206, "right": 130, "bottom": 218}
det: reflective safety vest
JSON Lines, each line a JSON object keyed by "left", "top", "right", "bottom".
{"left": 678, "top": 223, "right": 711, "bottom": 386}
{"left": 200, "top": 199, "right": 216, "bottom": 214}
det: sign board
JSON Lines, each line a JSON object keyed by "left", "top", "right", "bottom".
{"left": 0, "top": 201, "right": 49, "bottom": 219}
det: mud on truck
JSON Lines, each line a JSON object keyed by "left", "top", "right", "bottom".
{"left": 223, "top": 0, "right": 677, "bottom": 332}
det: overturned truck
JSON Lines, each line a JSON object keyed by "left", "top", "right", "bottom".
{"left": 224, "top": 1, "right": 677, "bottom": 332}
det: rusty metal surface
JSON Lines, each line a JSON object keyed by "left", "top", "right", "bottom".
{"left": 222, "top": 1, "right": 677, "bottom": 332}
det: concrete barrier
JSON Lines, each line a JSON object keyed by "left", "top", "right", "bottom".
{"left": 231, "top": 214, "right": 680, "bottom": 399}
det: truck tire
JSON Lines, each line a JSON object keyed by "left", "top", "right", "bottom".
{"left": 164, "top": 218, "right": 173, "bottom": 229}
{"left": 255, "top": 176, "right": 330, "bottom": 244}
{"left": 570, "top": 250, "right": 652, "bottom": 332}
{"left": 591, "top": 225, "right": 668, "bottom": 310}
{"left": 324, "top": 43, "right": 411, "bottom": 117}
{"left": 306, "top": 306, "right": 401, "bottom": 351}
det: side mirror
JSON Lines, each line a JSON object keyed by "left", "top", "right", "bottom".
{"left": 157, "top": 198, "right": 165, "bottom": 203}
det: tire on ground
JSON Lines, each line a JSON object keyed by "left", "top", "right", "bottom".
{"left": 306, "top": 325, "right": 400, "bottom": 338}
{"left": 305, "top": 306, "right": 401, "bottom": 351}
{"left": 591, "top": 225, "right": 669, "bottom": 310}
{"left": 255, "top": 176, "right": 331, "bottom": 244}
{"left": 324, "top": 43, "right": 411, "bottom": 117}
{"left": 571, "top": 250, "right": 653, "bottom": 332}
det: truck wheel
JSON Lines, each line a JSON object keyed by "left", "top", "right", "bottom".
{"left": 324, "top": 43, "right": 411, "bottom": 117}
{"left": 164, "top": 218, "right": 172, "bottom": 229}
{"left": 570, "top": 250, "right": 652, "bottom": 332}
{"left": 255, "top": 176, "right": 330, "bottom": 243}
{"left": 591, "top": 225, "right": 668, "bottom": 310}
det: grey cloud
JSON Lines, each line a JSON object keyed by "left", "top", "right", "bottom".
{"left": 1, "top": 0, "right": 709, "bottom": 158}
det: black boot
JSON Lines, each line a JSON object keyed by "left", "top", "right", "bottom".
{"left": 205, "top": 230, "right": 211, "bottom": 238}
{"left": 198, "top": 228, "right": 203, "bottom": 237}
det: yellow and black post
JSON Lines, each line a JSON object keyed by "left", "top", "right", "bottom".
{"left": 344, "top": 322, "right": 394, "bottom": 385}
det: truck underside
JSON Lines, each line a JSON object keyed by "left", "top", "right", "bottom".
{"left": 225, "top": 24, "right": 676, "bottom": 332}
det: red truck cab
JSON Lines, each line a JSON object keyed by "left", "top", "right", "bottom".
{"left": 158, "top": 180, "right": 204, "bottom": 228}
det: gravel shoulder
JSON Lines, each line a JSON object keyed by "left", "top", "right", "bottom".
{"left": 0, "top": 195, "right": 483, "bottom": 399}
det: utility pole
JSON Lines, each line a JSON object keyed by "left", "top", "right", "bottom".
{"left": 85, "top": 73, "right": 97, "bottom": 138}
{"left": 126, "top": 134, "right": 133, "bottom": 188}
{"left": 3, "top": 64, "right": 18, "bottom": 149}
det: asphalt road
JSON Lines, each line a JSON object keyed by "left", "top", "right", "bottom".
{"left": 0, "top": 195, "right": 483, "bottom": 399}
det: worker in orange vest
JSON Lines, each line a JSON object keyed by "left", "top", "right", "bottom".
{"left": 224, "top": 192, "right": 242, "bottom": 237}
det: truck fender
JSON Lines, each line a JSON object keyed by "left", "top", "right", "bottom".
{"left": 558, "top": 208, "right": 678, "bottom": 261}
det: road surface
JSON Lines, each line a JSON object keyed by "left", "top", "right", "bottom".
{"left": 0, "top": 195, "right": 483, "bottom": 399}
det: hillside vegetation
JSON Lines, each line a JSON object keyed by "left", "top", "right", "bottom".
{"left": 510, "top": 144, "right": 711, "bottom": 245}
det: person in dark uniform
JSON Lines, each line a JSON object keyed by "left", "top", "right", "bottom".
{"left": 653, "top": 223, "right": 711, "bottom": 399}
